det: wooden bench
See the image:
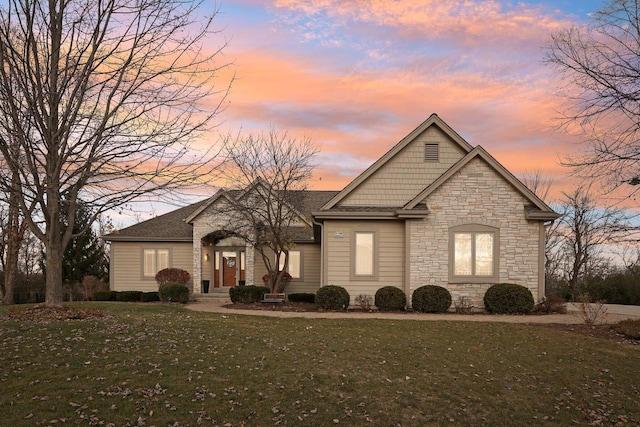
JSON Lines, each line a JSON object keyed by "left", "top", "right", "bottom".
{"left": 262, "top": 293, "right": 286, "bottom": 303}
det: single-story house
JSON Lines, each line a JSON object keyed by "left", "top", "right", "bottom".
{"left": 104, "top": 114, "right": 559, "bottom": 307}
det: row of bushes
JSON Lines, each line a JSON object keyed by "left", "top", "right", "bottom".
{"left": 229, "top": 282, "right": 539, "bottom": 314}
{"left": 228, "top": 286, "right": 318, "bottom": 304}
{"left": 93, "top": 283, "right": 190, "bottom": 304}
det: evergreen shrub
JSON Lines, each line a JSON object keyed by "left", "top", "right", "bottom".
{"left": 141, "top": 292, "right": 160, "bottom": 302}
{"left": 288, "top": 293, "right": 315, "bottom": 303}
{"left": 412, "top": 285, "right": 452, "bottom": 313}
{"left": 116, "top": 291, "right": 143, "bottom": 302}
{"left": 158, "top": 283, "right": 190, "bottom": 303}
{"left": 374, "top": 286, "right": 406, "bottom": 311}
{"left": 229, "top": 285, "right": 269, "bottom": 304}
{"left": 484, "top": 283, "right": 534, "bottom": 314}
{"left": 93, "top": 290, "right": 118, "bottom": 301}
{"left": 316, "top": 285, "right": 350, "bottom": 310}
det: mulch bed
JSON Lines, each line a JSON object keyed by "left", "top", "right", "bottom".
{"left": 5, "top": 304, "right": 105, "bottom": 323}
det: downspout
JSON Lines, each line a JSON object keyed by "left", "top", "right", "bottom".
{"left": 312, "top": 217, "right": 325, "bottom": 287}
{"left": 404, "top": 219, "right": 411, "bottom": 309}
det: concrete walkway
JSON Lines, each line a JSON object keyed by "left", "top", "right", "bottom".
{"left": 186, "top": 297, "right": 640, "bottom": 325}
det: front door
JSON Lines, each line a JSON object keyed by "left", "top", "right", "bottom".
{"left": 222, "top": 251, "right": 237, "bottom": 287}
{"left": 213, "top": 249, "right": 245, "bottom": 288}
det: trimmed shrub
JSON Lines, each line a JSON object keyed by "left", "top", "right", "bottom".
{"left": 141, "top": 292, "right": 160, "bottom": 302}
{"left": 155, "top": 268, "right": 190, "bottom": 286}
{"left": 93, "top": 290, "right": 118, "bottom": 301}
{"left": 316, "top": 285, "right": 350, "bottom": 311}
{"left": 484, "top": 283, "right": 534, "bottom": 314}
{"left": 412, "top": 285, "right": 452, "bottom": 313}
{"left": 116, "top": 291, "right": 143, "bottom": 302}
{"left": 158, "top": 283, "right": 190, "bottom": 304}
{"left": 288, "top": 293, "right": 315, "bottom": 304}
{"left": 229, "top": 285, "right": 269, "bottom": 304}
{"left": 374, "top": 286, "right": 406, "bottom": 311}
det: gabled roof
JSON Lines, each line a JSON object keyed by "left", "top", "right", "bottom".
{"left": 321, "top": 114, "right": 473, "bottom": 210}
{"left": 104, "top": 190, "right": 339, "bottom": 242}
{"left": 183, "top": 188, "right": 237, "bottom": 224}
{"left": 404, "top": 146, "right": 560, "bottom": 220}
{"left": 184, "top": 184, "right": 339, "bottom": 226}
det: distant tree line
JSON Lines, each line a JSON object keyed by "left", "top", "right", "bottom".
{"left": 0, "top": 199, "right": 109, "bottom": 304}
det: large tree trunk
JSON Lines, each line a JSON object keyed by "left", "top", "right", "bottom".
{"left": 45, "top": 196, "right": 64, "bottom": 307}
{"left": 45, "top": 237, "right": 64, "bottom": 307}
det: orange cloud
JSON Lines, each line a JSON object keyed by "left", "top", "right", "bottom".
{"left": 186, "top": 1, "right": 622, "bottom": 210}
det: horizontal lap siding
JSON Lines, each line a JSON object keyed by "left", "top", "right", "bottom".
{"left": 110, "top": 241, "right": 193, "bottom": 292}
{"left": 252, "top": 244, "right": 321, "bottom": 294}
{"left": 287, "top": 244, "right": 321, "bottom": 294}
{"left": 325, "top": 220, "right": 404, "bottom": 304}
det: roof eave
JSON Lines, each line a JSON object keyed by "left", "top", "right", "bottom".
{"left": 395, "top": 209, "right": 430, "bottom": 219}
{"left": 525, "top": 210, "right": 562, "bottom": 221}
{"left": 103, "top": 236, "right": 194, "bottom": 242}
{"left": 312, "top": 211, "right": 398, "bottom": 220}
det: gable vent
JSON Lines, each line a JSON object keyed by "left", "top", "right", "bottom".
{"left": 424, "top": 143, "right": 439, "bottom": 162}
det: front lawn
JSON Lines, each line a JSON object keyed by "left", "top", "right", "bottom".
{"left": 1, "top": 303, "right": 638, "bottom": 426}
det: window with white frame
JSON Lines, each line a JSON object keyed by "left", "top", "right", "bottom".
{"left": 143, "top": 248, "right": 170, "bottom": 278}
{"left": 450, "top": 225, "right": 498, "bottom": 281}
{"left": 279, "top": 250, "right": 301, "bottom": 279}
{"left": 354, "top": 232, "right": 375, "bottom": 277}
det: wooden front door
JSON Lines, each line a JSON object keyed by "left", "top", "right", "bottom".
{"left": 213, "top": 249, "right": 245, "bottom": 288}
{"left": 222, "top": 252, "right": 237, "bottom": 287}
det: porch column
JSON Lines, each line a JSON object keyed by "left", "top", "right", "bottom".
{"left": 245, "top": 242, "right": 255, "bottom": 285}
{"left": 192, "top": 235, "right": 202, "bottom": 293}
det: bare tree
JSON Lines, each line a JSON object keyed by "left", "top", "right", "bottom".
{"left": 0, "top": 0, "right": 230, "bottom": 306}
{"left": 545, "top": 0, "right": 640, "bottom": 195}
{"left": 215, "top": 130, "right": 319, "bottom": 293}
{"left": 555, "top": 186, "right": 634, "bottom": 296}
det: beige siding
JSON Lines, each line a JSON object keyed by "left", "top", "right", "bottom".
{"left": 252, "top": 244, "right": 322, "bottom": 294}
{"left": 324, "top": 220, "right": 405, "bottom": 304}
{"left": 111, "top": 241, "right": 194, "bottom": 292}
{"left": 409, "top": 157, "right": 542, "bottom": 307}
{"left": 339, "top": 126, "right": 466, "bottom": 207}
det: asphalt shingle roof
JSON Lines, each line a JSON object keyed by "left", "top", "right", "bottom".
{"left": 104, "top": 190, "right": 340, "bottom": 242}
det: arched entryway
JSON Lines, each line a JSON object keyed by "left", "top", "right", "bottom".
{"left": 201, "top": 231, "right": 246, "bottom": 292}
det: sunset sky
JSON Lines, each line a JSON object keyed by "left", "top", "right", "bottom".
{"left": 129, "top": 0, "right": 614, "bottom": 222}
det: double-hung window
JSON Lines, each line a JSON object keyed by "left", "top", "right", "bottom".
{"left": 450, "top": 225, "right": 498, "bottom": 282}
{"left": 353, "top": 231, "right": 376, "bottom": 278}
{"left": 143, "top": 249, "right": 170, "bottom": 278}
{"left": 279, "top": 250, "right": 302, "bottom": 279}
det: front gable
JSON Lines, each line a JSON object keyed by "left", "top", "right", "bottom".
{"left": 185, "top": 183, "right": 313, "bottom": 229}
{"left": 405, "top": 146, "right": 559, "bottom": 220}
{"left": 322, "top": 114, "right": 472, "bottom": 209}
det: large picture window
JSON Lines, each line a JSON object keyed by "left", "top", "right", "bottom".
{"left": 354, "top": 232, "right": 375, "bottom": 277}
{"left": 143, "top": 248, "right": 170, "bottom": 278}
{"left": 450, "top": 225, "right": 498, "bottom": 282}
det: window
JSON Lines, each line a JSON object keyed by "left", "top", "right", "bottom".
{"left": 143, "top": 249, "right": 170, "bottom": 278}
{"left": 279, "top": 250, "right": 301, "bottom": 279}
{"left": 354, "top": 232, "right": 375, "bottom": 277}
{"left": 450, "top": 225, "right": 498, "bottom": 282}
{"left": 424, "top": 143, "right": 439, "bottom": 162}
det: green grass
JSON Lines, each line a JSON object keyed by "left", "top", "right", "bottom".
{"left": 1, "top": 303, "right": 639, "bottom": 426}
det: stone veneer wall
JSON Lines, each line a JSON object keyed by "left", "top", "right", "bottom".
{"left": 191, "top": 208, "right": 255, "bottom": 293}
{"left": 409, "top": 157, "right": 542, "bottom": 308}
